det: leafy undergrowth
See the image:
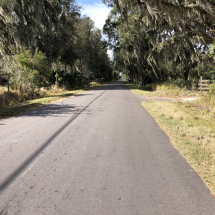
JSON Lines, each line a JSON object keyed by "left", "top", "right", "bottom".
{"left": 142, "top": 101, "right": 215, "bottom": 196}
{"left": 0, "top": 82, "right": 106, "bottom": 119}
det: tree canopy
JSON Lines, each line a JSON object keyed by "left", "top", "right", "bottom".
{"left": 103, "top": 0, "right": 215, "bottom": 85}
{"left": 0, "top": 0, "right": 114, "bottom": 88}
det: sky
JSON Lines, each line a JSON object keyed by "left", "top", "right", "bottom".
{"left": 76, "top": 0, "right": 112, "bottom": 58}
{"left": 76, "top": 0, "right": 111, "bottom": 30}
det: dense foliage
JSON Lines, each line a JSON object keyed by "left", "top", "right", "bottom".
{"left": 0, "top": 0, "right": 114, "bottom": 89}
{"left": 103, "top": 0, "right": 215, "bottom": 86}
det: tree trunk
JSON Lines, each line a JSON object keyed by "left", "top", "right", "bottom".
{"left": 181, "top": 58, "right": 186, "bottom": 80}
{"left": 182, "top": 67, "right": 189, "bottom": 81}
{"left": 184, "top": 69, "right": 189, "bottom": 81}
{"left": 135, "top": 73, "right": 138, "bottom": 84}
{"left": 138, "top": 36, "right": 143, "bottom": 86}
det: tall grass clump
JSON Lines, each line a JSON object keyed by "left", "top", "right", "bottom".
{"left": 127, "top": 80, "right": 197, "bottom": 98}
{"left": 0, "top": 83, "right": 48, "bottom": 108}
{"left": 195, "top": 82, "right": 215, "bottom": 114}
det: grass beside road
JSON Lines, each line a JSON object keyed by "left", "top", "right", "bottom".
{"left": 0, "top": 82, "right": 105, "bottom": 119}
{"left": 127, "top": 82, "right": 200, "bottom": 98}
{"left": 127, "top": 82, "right": 215, "bottom": 196}
{"left": 142, "top": 101, "right": 215, "bottom": 196}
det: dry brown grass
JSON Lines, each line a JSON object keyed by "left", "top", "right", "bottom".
{"left": 0, "top": 84, "right": 48, "bottom": 108}
{"left": 0, "top": 86, "right": 7, "bottom": 95}
{"left": 142, "top": 101, "right": 215, "bottom": 196}
{"left": 127, "top": 82, "right": 215, "bottom": 196}
{"left": 0, "top": 83, "right": 86, "bottom": 109}
{"left": 0, "top": 81, "right": 107, "bottom": 119}
{"left": 194, "top": 93, "right": 215, "bottom": 115}
{"left": 127, "top": 82, "right": 199, "bottom": 99}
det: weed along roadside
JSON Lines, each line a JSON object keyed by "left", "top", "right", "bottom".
{"left": 142, "top": 101, "right": 215, "bottom": 197}
{"left": 0, "top": 82, "right": 108, "bottom": 119}
{"left": 127, "top": 82, "right": 215, "bottom": 197}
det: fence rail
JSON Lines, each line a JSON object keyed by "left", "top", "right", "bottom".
{"left": 192, "top": 76, "right": 212, "bottom": 91}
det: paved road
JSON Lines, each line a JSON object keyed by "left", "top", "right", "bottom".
{"left": 0, "top": 80, "right": 215, "bottom": 215}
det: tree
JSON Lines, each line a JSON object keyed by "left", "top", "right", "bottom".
{"left": 103, "top": 0, "right": 214, "bottom": 84}
{"left": 0, "top": 1, "right": 114, "bottom": 88}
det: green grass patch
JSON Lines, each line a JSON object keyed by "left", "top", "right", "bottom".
{"left": 142, "top": 101, "right": 215, "bottom": 196}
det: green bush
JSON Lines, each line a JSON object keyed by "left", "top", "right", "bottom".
{"left": 175, "top": 79, "right": 192, "bottom": 90}
{"left": 11, "top": 48, "right": 51, "bottom": 87}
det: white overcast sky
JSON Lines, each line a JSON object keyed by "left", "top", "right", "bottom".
{"left": 79, "top": 3, "right": 111, "bottom": 30}
{"left": 76, "top": 0, "right": 113, "bottom": 58}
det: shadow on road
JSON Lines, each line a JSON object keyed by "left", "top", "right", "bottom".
{"left": 18, "top": 103, "right": 80, "bottom": 118}
{"left": 0, "top": 90, "right": 107, "bottom": 195}
{"left": 75, "top": 93, "right": 94, "bottom": 97}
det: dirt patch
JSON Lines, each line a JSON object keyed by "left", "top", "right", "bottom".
{"left": 179, "top": 97, "right": 200, "bottom": 101}
{"left": 137, "top": 95, "right": 172, "bottom": 102}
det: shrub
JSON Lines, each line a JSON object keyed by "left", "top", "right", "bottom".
{"left": 175, "top": 79, "right": 192, "bottom": 90}
{"left": 11, "top": 48, "right": 51, "bottom": 88}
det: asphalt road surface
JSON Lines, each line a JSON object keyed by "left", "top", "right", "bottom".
{"left": 1, "top": 80, "right": 215, "bottom": 215}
